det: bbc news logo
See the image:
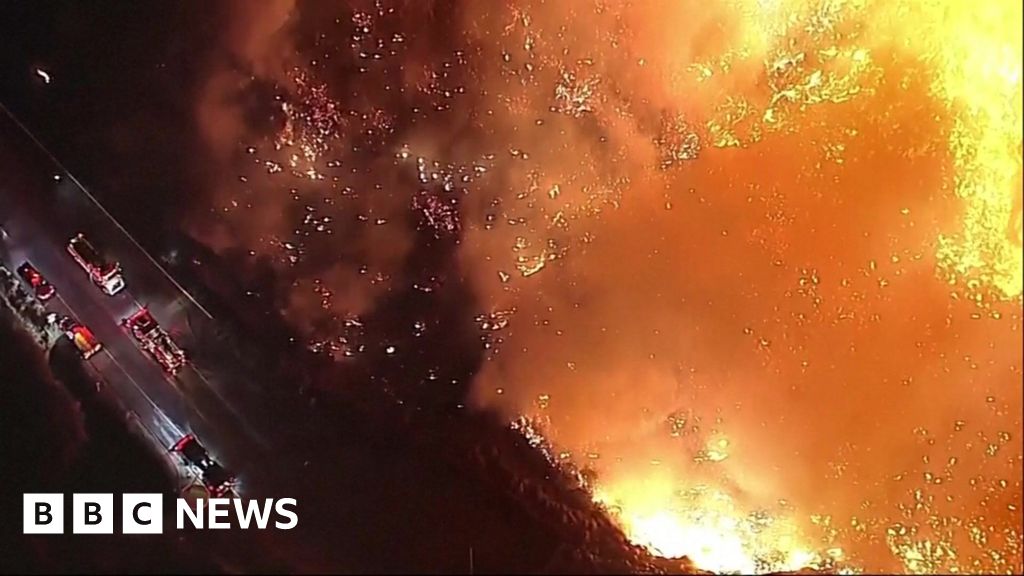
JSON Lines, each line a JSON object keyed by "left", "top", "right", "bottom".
{"left": 24, "top": 494, "right": 298, "bottom": 534}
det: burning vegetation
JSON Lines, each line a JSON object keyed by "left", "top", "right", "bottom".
{"left": 190, "top": 0, "right": 1022, "bottom": 573}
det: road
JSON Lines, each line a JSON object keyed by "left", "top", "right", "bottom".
{"left": 0, "top": 102, "right": 577, "bottom": 574}
{"left": 0, "top": 112, "right": 273, "bottom": 497}
{"left": 0, "top": 114, "right": 384, "bottom": 571}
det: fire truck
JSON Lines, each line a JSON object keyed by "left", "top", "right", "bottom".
{"left": 123, "top": 307, "right": 187, "bottom": 374}
{"left": 67, "top": 233, "right": 126, "bottom": 296}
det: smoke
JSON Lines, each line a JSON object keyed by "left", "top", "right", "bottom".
{"left": 196, "top": 0, "right": 295, "bottom": 157}
{"left": 188, "top": 0, "right": 1022, "bottom": 571}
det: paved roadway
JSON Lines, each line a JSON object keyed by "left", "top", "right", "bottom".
{"left": 0, "top": 105, "right": 574, "bottom": 573}
{"left": 0, "top": 102, "right": 400, "bottom": 572}
{"left": 0, "top": 111, "right": 273, "bottom": 497}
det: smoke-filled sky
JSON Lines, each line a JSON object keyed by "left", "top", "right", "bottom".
{"left": 189, "top": 0, "right": 1022, "bottom": 572}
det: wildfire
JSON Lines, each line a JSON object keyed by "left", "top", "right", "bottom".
{"left": 922, "top": 0, "right": 1024, "bottom": 304}
{"left": 200, "top": 0, "right": 1023, "bottom": 572}
{"left": 578, "top": 0, "right": 1021, "bottom": 569}
{"left": 593, "top": 479, "right": 842, "bottom": 574}
{"left": 669, "top": 0, "right": 1024, "bottom": 306}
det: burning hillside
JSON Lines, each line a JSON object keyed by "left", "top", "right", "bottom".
{"left": 190, "top": 0, "right": 1022, "bottom": 573}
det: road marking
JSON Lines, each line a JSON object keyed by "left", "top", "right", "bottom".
{"left": 123, "top": 410, "right": 196, "bottom": 490}
{"left": 101, "top": 350, "right": 189, "bottom": 440}
{"left": 116, "top": 294, "right": 269, "bottom": 450}
{"left": 189, "top": 365, "right": 273, "bottom": 452}
{"left": 54, "top": 254, "right": 264, "bottom": 459}
{"left": 6, "top": 166, "right": 255, "bottom": 483}
{"left": 84, "top": 325, "right": 244, "bottom": 492}
{"left": 52, "top": 290, "right": 226, "bottom": 454}
{"left": 52, "top": 293, "right": 180, "bottom": 436}
{"left": 0, "top": 100, "right": 214, "bottom": 320}
{"left": 102, "top": 335, "right": 221, "bottom": 441}
{"left": 115, "top": 313, "right": 268, "bottom": 452}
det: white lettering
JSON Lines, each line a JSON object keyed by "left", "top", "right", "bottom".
{"left": 176, "top": 499, "right": 204, "bottom": 529}
{"left": 233, "top": 499, "right": 274, "bottom": 529}
{"left": 274, "top": 498, "right": 298, "bottom": 529}
{"left": 207, "top": 498, "right": 231, "bottom": 529}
